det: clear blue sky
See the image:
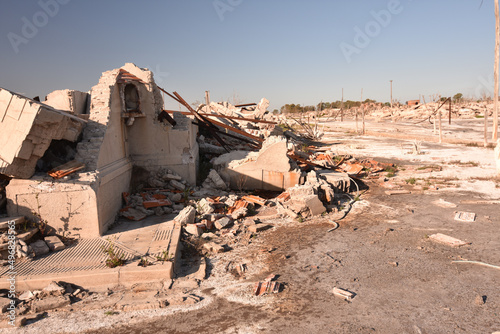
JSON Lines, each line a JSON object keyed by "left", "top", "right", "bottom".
{"left": 0, "top": 0, "right": 496, "bottom": 110}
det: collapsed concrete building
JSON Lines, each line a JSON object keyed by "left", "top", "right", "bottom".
{"left": 0, "top": 63, "right": 198, "bottom": 237}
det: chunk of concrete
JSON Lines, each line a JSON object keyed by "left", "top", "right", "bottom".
{"left": 44, "top": 236, "right": 65, "bottom": 252}
{"left": 30, "top": 240, "right": 50, "bottom": 257}
{"left": 303, "top": 195, "right": 326, "bottom": 216}
{"left": 316, "top": 170, "right": 351, "bottom": 193}
{"left": 248, "top": 224, "right": 272, "bottom": 233}
{"left": 254, "top": 98, "right": 270, "bottom": 119}
{"left": 429, "top": 233, "right": 470, "bottom": 247}
{"left": 231, "top": 207, "right": 248, "bottom": 220}
{"left": 203, "top": 242, "right": 224, "bottom": 253}
{"left": 197, "top": 198, "right": 215, "bottom": 215}
{"left": 175, "top": 206, "right": 196, "bottom": 225}
{"left": 203, "top": 169, "right": 227, "bottom": 190}
{"left": 44, "top": 89, "right": 89, "bottom": 115}
{"left": 170, "top": 180, "right": 185, "bottom": 191}
{"left": 42, "top": 281, "right": 65, "bottom": 296}
{"left": 18, "top": 291, "right": 34, "bottom": 301}
{"left": 214, "top": 217, "right": 233, "bottom": 229}
{"left": 185, "top": 224, "right": 203, "bottom": 237}
{"left": 31, "top": 295, "right": 70, "bottom": 313}
{"left": 225, "top": 136, "right": 300, "bottom": 191}
{"left": 288, "top": 184, "right": 315, "bottom": 199}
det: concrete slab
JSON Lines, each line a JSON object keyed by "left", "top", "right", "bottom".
{"left": 0, "top": 215, "right": 181, "bottom": 291}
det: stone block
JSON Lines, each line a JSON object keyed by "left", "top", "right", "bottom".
{"left": 203, "top": 169, "right": 227, "bottom": 190}
{"left": 44, "top": 236, "right": 65, "bottom": 252}
{"left": 31, "top": 295, "right": 70, "bottom": 313}
{"left": 174, "top": 206, "right": 196, "bottom": 225}
{"left": 185, "top": 224, "right": 203, "bottom": 237}
{"left": 203, "top": 242, "right": 224, "bottom": 253}
{"left": 248, "top": 224, "right": 272, "bottom": 233}
{"left": 288, "top": 184, "right": 315, "bottom": 200}
{"left": 214, "top": 217, "right": 233, "bottom": 229}
{"left": 170, "top": 180, "right": 185, "bottom": 191}
{"left": 42, "top": 281, "right": 65, "bottom": 296}
{"left": 30, "top": 240, "right": 49, "bottom": 257}
{"left": 197, "top": 198, "right": 215, "bottom": 215}
{"left": 303, "top": 195, "right": 326, "bottom": 216}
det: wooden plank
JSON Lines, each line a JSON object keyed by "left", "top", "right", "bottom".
{"left": 172, "top": 91, "right": 230, "bottom": 152}
{"left": 205, "top": 117, "right": 264, "bottom": 143}
{"left": 48, "top": 160, "right": 85, "bottom": 179}
{"left": 163, "top": 110, "right": 277, "bottom": 124}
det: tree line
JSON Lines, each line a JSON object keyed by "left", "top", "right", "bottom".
{"left": 280, "top": 99, "right": 380, "bottom": 113}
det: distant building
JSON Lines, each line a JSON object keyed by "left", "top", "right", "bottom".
{"left": 407, "top": 100, "right": 420, "bottom": 106}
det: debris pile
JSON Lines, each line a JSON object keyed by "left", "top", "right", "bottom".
{"left": 0, "top": 217, "right": 67, "bottom": 261}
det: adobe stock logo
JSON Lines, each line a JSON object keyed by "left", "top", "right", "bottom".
{"left": 213, "top": 0, "right": 243, "bottom": 22}
{"left": 475, "top": 73, "right": 495, "bottom": 99}
{"left": 7, "top": 0, "right": 71, "bottom": 54}
{"left": 340, "top": 0, "right": 405, "bottom": 64}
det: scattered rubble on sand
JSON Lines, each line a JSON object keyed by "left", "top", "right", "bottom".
{"left": 2, "top": 64, "right": 451, "bottom": 327}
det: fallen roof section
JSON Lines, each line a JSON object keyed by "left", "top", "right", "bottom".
{"left": 0, "top": 87, "right": 86, "bottom": 178}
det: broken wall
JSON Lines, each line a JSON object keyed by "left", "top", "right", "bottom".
{"left": 6, "top": 63, "right": 199, "bottom": 237}
{"left": 44, "top": 89, "right": 89, "bottom": 115}
{"left": 0, "top": 88, "right": 85, "bottom": 179}
{"left": 219, "top": 136, "right": 301, "bottom": 191}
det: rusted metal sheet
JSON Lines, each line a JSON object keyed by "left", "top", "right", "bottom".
{"left": 48, "top": 160, "right": 85, "bottom": 179}
{"left": 117, "top": 69, "right": 146, "bottom": 84}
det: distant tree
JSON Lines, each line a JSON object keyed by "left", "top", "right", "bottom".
{"left": 453, "top": 93, "right": 463, "bottom": 102}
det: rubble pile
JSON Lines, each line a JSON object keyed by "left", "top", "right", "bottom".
{"left": 289, "top": 100, "right": 495, "bottom": 123}
{"left": 0, "top": 177, "right": 8, "bottom": 215}
{"left": 0, "top": 216, "right": 66, "bottom": 261}
{"left": 1, "top": 281, "right": 79, "bottom": 321}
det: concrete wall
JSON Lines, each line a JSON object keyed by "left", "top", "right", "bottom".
{"left": 120, "top": 64, "right": 199, "bottom": 185}
{"left": 5, "top": 63, "right": 198, "bottom": 237}
{"left": 44, "top": 89, "right": 89, "bottom": 115}
{"left": 6, "top": 177, "right": 100, "bottom": 238}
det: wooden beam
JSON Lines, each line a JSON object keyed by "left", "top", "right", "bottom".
{"left": 163, "top": 110, "right": 277, "bottom": 124}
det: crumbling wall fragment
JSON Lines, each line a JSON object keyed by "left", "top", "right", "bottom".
{"left": 224, "top": 136, "right": 301, "bottom": 191}
{"left": 0, "top": 88, "right": 85, "bottom": 178}
{"left": 44, "top": 89, "right": 89, "bottom": 115}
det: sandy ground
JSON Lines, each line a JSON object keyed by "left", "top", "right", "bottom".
{"left": 2, "top": 118, "right": 500, "bottom": 334}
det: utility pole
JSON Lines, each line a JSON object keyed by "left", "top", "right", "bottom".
{"left": 494, "top": 0, "right": 499, "bottom": 141}
{"left": 361, "top": 88, "right": 365, "bottom": 135}
{"left": 390, "top": 80, "right": 393, "bottom": 108}
{"left": 341, "top": 88, "right": 344, "bottom": 122}
{"left": 205, "top": 91, "right": 211, "bottom": 113}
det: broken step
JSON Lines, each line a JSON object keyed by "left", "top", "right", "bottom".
{"left": 0, "top": 216, "right": 25, "bottom": 230}
{"left": 248, "top": 224, "right": 272, "bottom": 233}
{"left": 0, "top": 227, "right": 38, "bottom": 251}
